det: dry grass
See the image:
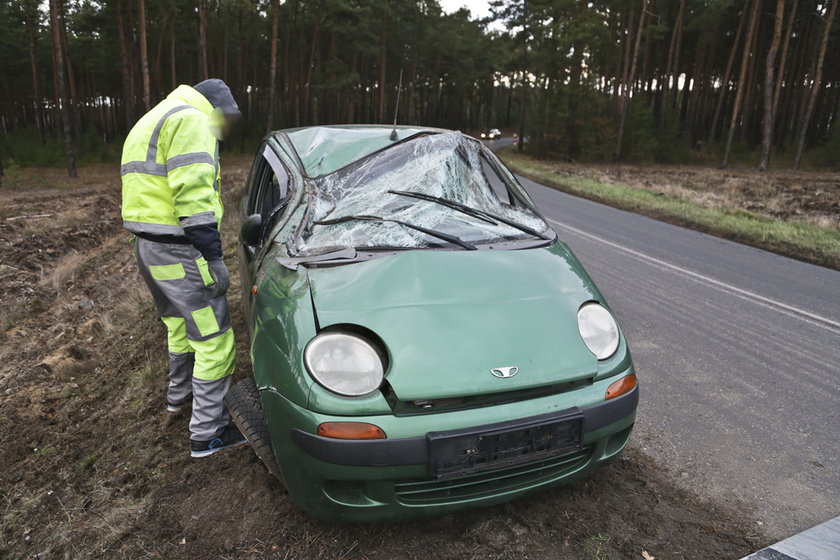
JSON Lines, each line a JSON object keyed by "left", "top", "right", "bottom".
{"left": 39, "top": 250, "right": 85, "bottom": 290}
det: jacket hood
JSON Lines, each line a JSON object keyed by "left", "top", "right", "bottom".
{"left": 192, "top": 78, "right": 240, "bottom": 116}
{"left": 305, "top": 243, "right": 604, "bottom": 401}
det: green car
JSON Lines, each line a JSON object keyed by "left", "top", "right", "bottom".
{"left": 227, "top": 125, "right": 638, "bottom": 522}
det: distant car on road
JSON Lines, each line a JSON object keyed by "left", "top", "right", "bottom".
{"left": 227, "top": 125, "right": 639, "bottom": 522}
{"left": 480, "top": 128, "right": 501, "bottom": 139}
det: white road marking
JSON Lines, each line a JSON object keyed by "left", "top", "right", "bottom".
{"left": 548, "top": 219, "right": 840, "bottom": 334}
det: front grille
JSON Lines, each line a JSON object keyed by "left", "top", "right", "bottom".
{"left": 394, "top": 446, "right": 592, "bottom": 505}
{"left": 382, "top": 379, "right": 592, "bottom": 416}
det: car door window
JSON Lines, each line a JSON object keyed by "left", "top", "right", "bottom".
{"left": 480, "top": 147, "right": 538, "bottom": 211}
{"left": 480, "top": 154, "right": 513, "bottom": 204}
{"left": 249, "top": 148, "right": 292, "bottom": 245}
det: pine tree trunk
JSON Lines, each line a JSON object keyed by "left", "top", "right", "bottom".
{"left": 65, "top": 50, "right": 82, "bottom": 141}
{"left": 669, "top": 0, "right": 686, "bottom": 111}
{"left": 377, "top": 24, "right": 388, "bottom": 123}
{"left": 659, "top": 0, "right": 685, "bottom": 132}
{"left": 50, "top": 12, "right": 61, "bottom": 133}
{"left": 138, "top": 0, "right": 151, "bottom": 110}
{"left": 222, "top": 11, "right": 229, "bottom": 81}
{"left": 24, "top": 2, "right": 45, "bottom": 143}
{"left": 152, "top": 16, "right": 166, "bottom": 96}
{"left": 616, "top": 6, "right": 635, "bottom": 112}
{"left": 779, "top": 7, "right": 813, "bottom": 149}
{"left": 116, "top": 0, "right": 133, "bottom": 130}
{"left": 346, "top": 51, "right": 358, "bottom": 123}
{"left": 615, "top": 0, "right": 649, "bottom": 160}
{"left": 740, "top": 10, "right": 761, "bottom": 144}
{"left": 295, "top": 20, "right": 305, "bottom": 126}
{"left": 237, "top": 4, "right": 245, "bottom": 95}
{"left": 566, "top": 0, "right": 586, "bottom": 160}
{"left": 640, "top": 1, "right": 654, "bottom": 93}
{"left": 405, "top": 58, "right": 417, "bottom": 124}
{"left": 794, "top": 0, "right": 837, "bottom": 168}
{"left": 170, "top": 19, "right": 177, "bottom": 90}
{"left": 198, "top": 0, "right": 209, "bottom": 81}
{"left": 267, "top": 0, "right": 280, "bottom": 132}
{"left": 773, "top": 0, "right": 798, "bottom": 115}
{"left": 304, "top": 16, "right": 321, "bottom": 124}
{"left": 722, "top": 0, "right": 760, "bottom": 167}
{"left": 49, "top": 0, "right": 76, "bottom": 177}
{"left": 25, "top": 7, "right": 42, "bottom": 101}
{"left": 282, "top": 3, "right": 291, "bottom": 123}
{"left": 758, "top": 0, "right": 785, "bottom": 171}
{"left": 125, "top": 0, "right": 138, "bottom": 118}
{"left": 59, "top": 2, "right": 81, "bottom": 141}
{"left": 709, "top": 2, "right": 748, "bottom": 143}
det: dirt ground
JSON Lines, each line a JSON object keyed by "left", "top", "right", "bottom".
{"left": 1, "top": 159, "right": 768, "bottom": 559}
{"left": 536, "top": 161, "right": 840, "bottom": 231}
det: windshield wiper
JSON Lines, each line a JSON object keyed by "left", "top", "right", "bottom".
{"left": 277, "top": 247, "right": 358, "bottom": 270}
{"left": 388, "top": 190, "right": 552, "bottom": 240}
{"left": 388, "top": 189, "right": 495, "bottom": 224}
{"left": 314, "top": 214, "right": 477, "bottom": 250}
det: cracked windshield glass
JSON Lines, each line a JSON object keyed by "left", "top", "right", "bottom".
{"left": 293, "top": 132, "right": 548, "bottom": 255}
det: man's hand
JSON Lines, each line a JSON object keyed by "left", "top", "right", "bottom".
{"left": 207, "top": 259, "right": 230, "bottom": 298}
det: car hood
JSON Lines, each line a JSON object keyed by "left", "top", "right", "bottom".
{"left": 305, "top": 243, "right": 602, "bottom": 401}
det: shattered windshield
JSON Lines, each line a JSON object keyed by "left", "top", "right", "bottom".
{"left": 291, "top": 132, "right": 550, "bottom": 255}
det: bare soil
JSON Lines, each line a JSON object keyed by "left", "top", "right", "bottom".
{"left": 1, "top": 160, "right": 768, "bottom": 559}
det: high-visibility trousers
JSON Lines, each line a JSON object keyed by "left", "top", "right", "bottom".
{"left": 134, "top": 238, "right": 235, "bottom": 441}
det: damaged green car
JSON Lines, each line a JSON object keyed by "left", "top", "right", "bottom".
{"left": 226, "top": 125, "right": 638, "bottom": 521}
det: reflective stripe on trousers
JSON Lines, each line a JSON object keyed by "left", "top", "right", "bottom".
{"left": 134, "top": 238, "right": 235, "bottom": 440}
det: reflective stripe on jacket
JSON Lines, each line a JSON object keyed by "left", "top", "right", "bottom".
{"left": 121, "top": 85, "right": 223, "bottom": 237}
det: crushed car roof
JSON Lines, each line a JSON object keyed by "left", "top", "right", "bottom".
{"left": 279, "top": 125, "right": 440, "bottom": 177}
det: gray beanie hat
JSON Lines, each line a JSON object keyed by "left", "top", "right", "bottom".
{"left": 193, "top": 78, "right": 241, "bottom": 116}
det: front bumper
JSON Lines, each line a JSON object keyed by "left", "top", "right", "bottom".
{"left": 261, "top": 376, "right": 637, "bottom": 521}
{"left": 292, "top": 387, "right": 636, "bottom": 468}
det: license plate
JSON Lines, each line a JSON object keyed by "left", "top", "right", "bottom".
{"left": 427, "top": 412, "right": 583, "bottom": 479}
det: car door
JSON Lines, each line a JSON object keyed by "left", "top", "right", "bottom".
{"left": 238, "top": 144, "right": 293, "bottom": 317}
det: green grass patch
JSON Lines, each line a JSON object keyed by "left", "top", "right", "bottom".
{"left": 500, "top": 149, "right": 840, "bottom": 270}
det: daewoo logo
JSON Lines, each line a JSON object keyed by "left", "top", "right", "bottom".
{"left": 490, "top": 366, "right": 519, "bottom": 379}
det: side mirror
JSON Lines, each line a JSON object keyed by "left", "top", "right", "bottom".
{"left": 241, "top": 214, "right": 262, "bottom": 246}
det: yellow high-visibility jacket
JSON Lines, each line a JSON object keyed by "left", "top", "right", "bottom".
{"left": 121, "top": 85, "right": 222, "bottom": 237}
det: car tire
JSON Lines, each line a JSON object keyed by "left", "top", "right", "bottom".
{"left": 225, "top": 377, "right": 284, "bottom": 484}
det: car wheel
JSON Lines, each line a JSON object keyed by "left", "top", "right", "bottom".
{"left": 225, "top": 377, "right": 285, "bottom": 484}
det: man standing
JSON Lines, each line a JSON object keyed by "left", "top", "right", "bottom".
{"left": 121, "top": 79, "right": 246, "bottom": 458}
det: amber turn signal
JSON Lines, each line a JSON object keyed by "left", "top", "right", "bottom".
{"left": 317, "top": 422, "right": 387, "bottom": 440}
{"left": 605, "top": 374, "right": 637, "bottom": 400}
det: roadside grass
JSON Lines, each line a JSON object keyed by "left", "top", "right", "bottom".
{"left": 499, "top": 149, "right": 840, "bottom": 271}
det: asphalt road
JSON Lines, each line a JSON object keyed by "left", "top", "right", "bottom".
{"left": 487, "top": 138, "right": 840, "bottom": 540}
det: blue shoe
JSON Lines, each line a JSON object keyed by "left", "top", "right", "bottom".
{"left": 190, "top": 425, "right": 247, "bottom": 458}
{"left": 166, "top": 393, "right": 193, "bottom": 413}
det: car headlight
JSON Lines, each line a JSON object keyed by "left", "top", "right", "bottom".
{"left": 577, "top": 303, "right": 620, "bottom": 360}
{"left": 304, "top": 332, "right": 385, "bottom": 396}
{"left": 481, "top": 133, "right": 486, "bottom": 138}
